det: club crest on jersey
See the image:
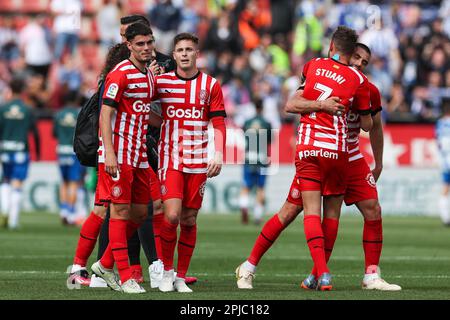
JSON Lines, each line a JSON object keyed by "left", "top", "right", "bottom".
{"left": 106, "top": 83, "right": 119, "bottom": 99}
{"left": 160, "top": 184, "right": 167, "bottom": 196}
{"left": 112, "top": 185, "right": 122, "bottom": 198}
{"left": 199, "top": 90, "right": 209, "bottom": 104}
{"left": 291, "top": 188, "right": 300, "bottom": 199}
{"left": 366, "top": 173, "right": 376, "bottom": 188}
{"left": 199, "top": 182, "right": 206, "bottom": 197}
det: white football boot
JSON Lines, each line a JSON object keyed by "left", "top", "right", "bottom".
{"left": 91, "top": 261, "right": 122, "bottom": 291}
{"left": 235, "top": 263, "right": 255, "bottom": 289}
{"left": 159, "top": 269, "right": 175, "bottom": 292}
{"left": 89, "top": 274, "right": 108, "bottom": 288}
{"left": 121, "top": 278, "right": 146, "bottom": 294}
{"left": 174, "top": 277, "right": 193, "bottom": 293}
{"left": 362, "top": 265, "right": 402, "bottom": 291}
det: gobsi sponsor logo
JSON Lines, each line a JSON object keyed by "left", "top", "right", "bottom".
{"left": 167, "top": 105, "right": 204, "bottom": 119}
{"left": 133, "top": 100, "right": 152, "bottom": 113}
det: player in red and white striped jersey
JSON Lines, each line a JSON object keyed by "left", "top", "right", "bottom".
{"left": 156, "top": 33, "right": 226, "bottom": 293}
{"left": 293, "top": 27, "right": 372, "bottom": 290}
{"left": 91, "top": 23, "right": 162, "bottom": 294}
{"left": 235, "top": 26, "right": 371, "bottom": 291}
{"left": 236, "top": 41, "right": 400, "bottom": 292}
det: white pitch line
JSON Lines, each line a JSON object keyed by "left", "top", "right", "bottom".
{"left": 0, "top": 270, "right": 449, "bottom": 280}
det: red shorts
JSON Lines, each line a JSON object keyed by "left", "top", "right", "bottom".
{"left": 286, "top": 175, "right": 304, "bottom": 206}
{"left": 97, "top": 163, "right": 151, "bottom": 205}
{"left": 159, "top": 168, "right": 207, "bottom": 210}
{"left": 149, "top": 167, "right": 161, "bottom": 202}
{"left": 295, "top": 145, "right": 348, "bottom": 196}
{"left": 344, "top": 158, "right": 378, "bottom": 206}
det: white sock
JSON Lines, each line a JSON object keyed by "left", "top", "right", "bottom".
{"left": 66, "top": 205, "right": 77, "bottom": 224}
{"left": 0, "top": 183, "right": 11, "bottom": 216}
{"left": 254, "top": 203, "right": 264, "bottom": 221}
{"left": 75, "top": 187, "right": 88, "bottom": 220}
{"left": 239, "top": 194, "right": 249, "bottom": 210}
{"left": 243, "top": 260, "right": 257, "bottom": 273}
{"left": 60, "top": 203, "right": 68, "bottom": 219}
{"left": 8, "top": 188, "right": 22, "bottom": 229}
{"left": 439, "top": 195, "right": 450, "bottom": 224}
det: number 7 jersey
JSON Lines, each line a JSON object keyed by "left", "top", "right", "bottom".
{"left": 297, "top": 58, "right": 371, "bottom": 152}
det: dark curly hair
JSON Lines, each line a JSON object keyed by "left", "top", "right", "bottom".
{"left": 99, "top": 43, "right": 130, "bottom": 82}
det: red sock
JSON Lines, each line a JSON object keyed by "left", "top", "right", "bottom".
{"left": 73, "top": 212, "right": 104, "bottom": 266}
{"left": 176, "top": 224, "right": 197, "bottom": 279}
{"left": 248, "top": 214, "right": 285, "bottom": 266}
{"left": 100, "top": 219, "right": 140, "bottom": 283}
{"left": 160, "top": 218, "right": 178, "bottom": 271}
{"left": 304, "top": 215, "right": 329, "bottom": 277}
{"left": 152, "top": 213, "right": 164, "bottom": 260}
{"left": 312, "top": 217, "right": 339, "bottom": 277}
{"left": 363, "top": 219, "right": 383, "bottom": 271}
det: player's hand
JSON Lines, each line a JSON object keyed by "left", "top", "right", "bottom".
{"left": 207, "top": 152, "right": 223, "bottom": 178}
{"left": 320, "top": 97, "right": 345, "bottom": 116}
{"left": 105, "top": 153, "right": 119, "bottom": 178}
{"left": 149, "top": 60, "right": 163, "bottom": 75}
{"left": 372, "top": 165, "right": 383, "bottom": 182}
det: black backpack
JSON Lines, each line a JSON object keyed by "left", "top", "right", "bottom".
{"left": 73, "top": 81, "right": 103, "bottom": 167}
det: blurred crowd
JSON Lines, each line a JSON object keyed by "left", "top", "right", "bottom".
{"left": 0, "top": 0, "right": 449, "bottom": 126}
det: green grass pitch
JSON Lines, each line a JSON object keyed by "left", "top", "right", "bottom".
{"left": 1, "top": 212, "right": 450, "bottom": 300}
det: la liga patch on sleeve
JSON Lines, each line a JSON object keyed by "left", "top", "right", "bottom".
{"left": 106, "top": 83, "right": 119, "bottom": 99}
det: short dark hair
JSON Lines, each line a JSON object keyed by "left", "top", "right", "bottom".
{"left": 331, "top": 26, "right": 358, "bottom": 57}
{"left": 173, "top": 32, "right": 199, "bottom": 48}
{"left": 10, "top": 77, "right": 24, "bottom": 94}
{"left": 120, "top": 15, "right": 150, "bottom": 27}
{"left": 355, "top": 42, "right": 371, "bottom": 56}
{"left": 125, "top": 22, "right": 153, "bottom": 41}
{"left": 253, "top": 98, "right": 263, "bottom": 112}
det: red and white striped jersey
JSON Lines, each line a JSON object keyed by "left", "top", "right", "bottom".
{"left": 297, "top": 58, "right": 371, "bottom": 152}
{"left": 347, "top": 81, "right": 382, "bottom": 162}
{"left": 98, "top": 59, "right": 156, "bottom": 168}
{"left": 155, "top": 71, "right": 225, "bottom": 177}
